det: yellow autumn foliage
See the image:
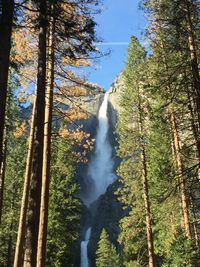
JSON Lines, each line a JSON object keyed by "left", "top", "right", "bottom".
{"left": 14, "top": 121, "right": 27, "bottom": 138}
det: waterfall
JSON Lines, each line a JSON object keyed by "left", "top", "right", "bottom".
{"left": 80, "top": 92, "right": 116, "bottom": 267}
{"left": 85, "top": 92, "right": 116, "bottom": 205}
{"left": 80, "top": 228, "right": 91, "bottom": 267}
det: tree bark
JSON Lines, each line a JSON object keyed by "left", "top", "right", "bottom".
{"left": 138, "top": 99, "right": 155, "bottom": 267}
{"left": 157, "top": 25, "right": 192, "bottom": 238}
{"left": 13, "top": 101, "right": 36, "bottom": 267}
{"left": 23, "top": 0, "right": 47, "bottom": 266}
{"left": 185, "top": 0, "right": 200, "bottom": 150}
{"left": 170, "top": 109, "right": 191, "bottom": 237}
{"left": 36, "top": 8, "right": 55, "bottom": 267}
{"left": 0, "top": 0, "right": 14, "bottom": 223}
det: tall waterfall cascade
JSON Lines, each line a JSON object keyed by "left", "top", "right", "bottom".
{"left": 84, "top": 92, "right": 116, "bottom": 206}
{"left": 80, "top": 92, "right": 116, "bottom": 267}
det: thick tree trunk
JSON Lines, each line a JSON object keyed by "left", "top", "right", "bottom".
{"left": 138, "top": 100, "right": 155, "bottom": 267}
{"left": 13, "top": 101, "right": 36, "bottom": 267}
{"left": 23, "top": 0, "right": 47, "bottom": 266}
{"left": 185, "top": 0, "right": 200, "bottom": 149}
{"left": 170, "top": 109, "right": 191, "bottom": 237}
{"left": 0, "top": 0, "right": 14, "bottom": 223}
{"left": 36, "top": 10, "right": 55, "bottom": 267}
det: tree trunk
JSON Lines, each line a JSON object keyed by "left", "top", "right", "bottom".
{"left": 157, "top": 27, "right": 192, "bottom": 238}
{"left": 23, "top": 0, "right": 47, "bottom": 266}
{"left": 185, "top": 0, "right": 200, "bottom": 144}
{"left": 36, "top": 8, "right": 55, "bottom": 267}
{"left": 138, "top": 99, "right": 155, "bottom": 267}
{"left": 170, "top": 109, "right": 191, "bottom": 237}
{"left": 0, "top": 0, "right": 14, "bottom": 223}
{"left": 13, "top": 101, "right": 36, "bottom": 267}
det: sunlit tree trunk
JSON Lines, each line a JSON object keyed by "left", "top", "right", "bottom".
{"left": 185, "top": 0, "right": 200, "bottom": 133}
{"left": 0, "top": 0, "right": 14, "bottom": 223}
{"left": 138, "top": 97, "right": 155, "bottom": 267}
{"left": 36, "top": 7, "right": 55, "bottom": 266}
{"left": 157, "top": 24, "right": 192, "bottom": 238}
{"left": 13, "top": 101, "right": 36, "bottom": 267}
{"left": 169, "top": 109, "right": 191, "bottom": 237}
{"left": 23, "top": 0, "right": 47, "bottom": 266}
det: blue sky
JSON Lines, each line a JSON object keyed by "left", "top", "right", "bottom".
{"left": 85, "top": 0, "right": 147, "bottom": 90}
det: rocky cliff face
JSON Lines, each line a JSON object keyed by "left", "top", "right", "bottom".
{"left": 55, "top": 88, "right": 104, "bottom": 136}
{"left": 108, "top": 72, "right": 125, "bottom": 126}
{"left": 54, "top": 72, "right": 125, "bottom": 133}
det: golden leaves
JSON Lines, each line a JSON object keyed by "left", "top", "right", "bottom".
{"left": 12, "top": 27, "right": 37, "bottom": 89}
{"left": 14, "top": 121, "right": 27, "bottom": 138}
{"left": 61, "top": 56, "right": 91, "bottom": 67}
{"left": 58, "top": 126, "right": 94, "bottom": 163}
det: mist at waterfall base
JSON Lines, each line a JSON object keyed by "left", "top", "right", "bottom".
{"left": 80, "top": 92, "right": 116, "bottom": 267}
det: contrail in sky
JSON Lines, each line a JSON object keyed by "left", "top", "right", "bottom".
{"left": 94, "top": 42, "right": 129, "bottom": 46}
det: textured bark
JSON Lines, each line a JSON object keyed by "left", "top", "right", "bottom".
{"left": 185, "top": 0, "right": 200, "bottom": 149}
{"left": 157, "top": 26, "right": 192, "bottom": 238}
{"left": 13, "top": 101, "right": 36, "bottom": 267}
{"left": 36, "top": 9, "right": 55, "bottom": 267}
{"left": 0, "top": 0, "right": 14, "bottom": 223}
{"left": 170, "top": 109, "right": 191, "bottom": 237}
{"left": 138, "top": 99, "right": 155, "bottom": 267}
{"left": 23, "top": 1, "right": 47, "bottom": 266}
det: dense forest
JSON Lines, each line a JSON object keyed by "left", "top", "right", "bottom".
{"left": 1, "top": 0, "right": 200, "bottom": 267}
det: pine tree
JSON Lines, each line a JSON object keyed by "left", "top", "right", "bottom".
{"left": 13, "top": 101, "right": 36, "bottom": 267}
{"left": 96, "top": 229, "right": 120, "bottom": 267}
{"left": 117, "top": 36, "right": 155, "bottom": 266}
{"left": 0, "top": 77, "right": 27, "bottom": 266}
{"left": 36, "top": 3, "right": 55, "bottom": 265}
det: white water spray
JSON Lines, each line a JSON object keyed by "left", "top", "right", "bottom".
{"left": 80, "top": 92, "right": 116, "bottom": 267}
{"left": 80, "top": 228, "right": 91, "bottom": 267}
{"left": 85, "top": 92, "right": 116, "bottom": 205}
